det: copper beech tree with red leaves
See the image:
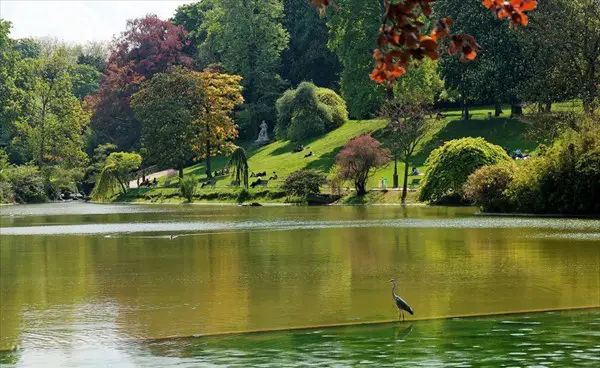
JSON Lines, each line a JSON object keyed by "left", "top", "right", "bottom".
{"left": 312, "top": 0, "right": 537, "bottom": 85}
{"left": 87, "top": 15, "right": 193, "bottom": 151}
{"left": 335, "top": 135, "right": 390, "bottom": 196}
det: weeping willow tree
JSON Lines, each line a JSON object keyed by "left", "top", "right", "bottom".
{"left": 226, "top": 146, "right": 249, "bottom": 188}
{"left": 91, "top": 163, "right": 121, "bottom": 201}
{"left": 91, "top": 152, "right": 142, "bottom": 201}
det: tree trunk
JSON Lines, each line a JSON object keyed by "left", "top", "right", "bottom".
{"left": 461, "top": 101, "right": 470, "bottom": 120}
{"left": 494, "top": 103, "right": 503, "bottom": 117}
{"left": 392, "top": 158, "right": 399, "bottom": 188}
{"left": 545, "top": 102, "right": 552, "bottom": 113}
{"left": 205, "top": 140, "right": 212, "bottom": 178}
{"left": 178, "top": 165, "right": 184, "bottom": 179}
{"left": 356, "top": 181, "right": 366, "bottom": 196}
{"left": 510, "top": 103, "right": 523, "bottom": 118}
{"left": 401, "top": 158, "right": 410, "bottom": 204}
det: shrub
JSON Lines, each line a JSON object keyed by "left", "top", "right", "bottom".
{"left": 45, "top": 167, "right": 83, "bottom": 200}
{"left": 179, "top": 177, "right": 197, "bottom": 202}
{"left": 463, "top": 162, "right": 516, "bottom": 212}
{"left": 418, "top": 137, "right": 511, "bottom": 203}
{"left": 275, "top": 82, "right": 348, "bottom": 141}
{"left": 335, "top": 135, "right": 390, "bottom": 196}
{"left": 282, "top": 170, "right": 327, "bottom": 199}
{"left": 6, "top": 165, "right": 47, "bottom": 203}
{"left": 236, "top": 189, "right": 250, "bottom": 203}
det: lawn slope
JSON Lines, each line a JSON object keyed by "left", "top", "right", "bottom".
{"left": 120, "top": 105, "right": 538, "bottom": 203}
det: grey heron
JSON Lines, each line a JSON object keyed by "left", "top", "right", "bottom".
{"left": 389, "top": 279, "right": 414, "bottom": 321}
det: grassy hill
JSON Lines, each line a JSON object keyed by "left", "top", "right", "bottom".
{"left": 120, "top": 105, "right": 539, "bottom": 203}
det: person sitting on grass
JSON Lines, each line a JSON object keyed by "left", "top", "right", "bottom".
{"left": 410, "top": 167, "right": 420, "bottom": 176}
{"left": 152, "top": 178, "right": 158, "bottom": 187}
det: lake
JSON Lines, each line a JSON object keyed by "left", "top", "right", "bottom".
{"left": 1, "top": 202, "right": 599, "bottom": 366}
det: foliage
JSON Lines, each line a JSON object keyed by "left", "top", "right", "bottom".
{"left": 12, "top": 38, "right": 41, "bottom": 59}
{"left": 91, "top": 152, "right": 142, "bottom": 201}
{"left": 83, "top": 143, "right": 117, "bottom": 191}
{"left": 70, "top": 63, "right": 102, "bottom": 100}
{"left": 0, "top": 21, "right": 22, "bottom": 151}
{"left": 179, "top": 176, "right": 197, "bottom": 202}
{"left": 418, "top": 137, "right": 511, "bottom": 203}
{"left": 88, "top": 15, "right": 193, "bottom": 151}
{"left": 335, "top": 135, "right": 390, "bottom": 196}
{"left": 44, "top": 166, "right": 83, "bottom": 200}
{"left": 193, "top": 67, "right": 244, "bottom": 178}
{"left": 393, "top": 58, "right": 443, "bottom": 105}
{"left": 282, "top": 0, "right": 341, "bottom": 89}
{"left": 0, "top": 149, "right": 14, "bottom": 203}
{"left": 463, "top": 161, "right": 516, "bottom": 212}
{"left": 383, "top": 102, "right": 434, "bottom": 202}
{"left": 282, "top": 169, "right": 327, "bottom": 199}
{"left": 226, "top": 146, "right": 249, "bottom": 188}
{"left": 13, "top": 51, "right": 89, "bottom": 168}
{"left": 327, "top": 0, "right": 386, "bottom": 118}
{"left": 524, "top": 112, "right": 580, "bottom": 145}
{"left": 520, "top": 0, "right": 599, "bottom": 114}
{"left": 172, "top": 0, "right": 216, "bottom": 57}
{"left": 201, "top": 0, "right": 289, "bottom": 138}
{"left": 317, "top": 0, "right": 536, "bottom": 85}
{"left": 131, "top": 67, "right": 203, "bottom": 174}
{"left": 468, "top": 117, "right": 600, "bottom": 214}
{"left": 236, "top": 188, "right": 251, "bottom": 203}
{"left": 5, "top": 165, "right": 47, "bottom": 203}
{"left": 275, "top": 82, "right": 348, "bottom": 141}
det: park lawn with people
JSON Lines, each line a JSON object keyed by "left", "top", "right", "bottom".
{"left": 119, "top": 104, "right": 538, "bottom": 204}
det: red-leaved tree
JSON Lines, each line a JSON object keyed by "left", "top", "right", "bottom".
{"left": 335, "top": 135, "right": 390, "bottom": 196}
{"left": 88, "top": 15, "right": 193, "bottom": 151}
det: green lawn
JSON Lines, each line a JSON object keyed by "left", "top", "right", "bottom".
{"left": 121, "top": 104, "right": 539, "bottom": 203}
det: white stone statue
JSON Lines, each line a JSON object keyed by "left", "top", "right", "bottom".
{"left": 254, "top": 120, "right": 270, "bottom": 146}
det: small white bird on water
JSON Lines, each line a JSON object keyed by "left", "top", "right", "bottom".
{"left": 389, "top": 279, "right": 414, "bottom": 321}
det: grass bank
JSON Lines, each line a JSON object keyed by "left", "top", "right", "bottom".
{"left": 117, "top": 105, "right": 539, "bottom": 205}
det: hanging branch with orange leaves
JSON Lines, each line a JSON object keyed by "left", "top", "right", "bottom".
{"left": 310, "top": 0, "right": 537, "bottom": 85}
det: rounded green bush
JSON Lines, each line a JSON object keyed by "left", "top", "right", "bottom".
{"left": 275, "top": 82, "right": 348, "bottom": 141}
{"left": 463, "top": 162, "right": 516, "bottom": 212}
{"left": 418, "top": 137, "right": 511, "bottom": 203}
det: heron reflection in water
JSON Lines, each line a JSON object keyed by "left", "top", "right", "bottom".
{"left": 389, "top": 279, "right": 414, "bottom": 321}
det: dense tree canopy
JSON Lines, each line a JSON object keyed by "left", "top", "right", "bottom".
{"left": 327, "top": 0, "right": 386, "bottom": 119}
{"left": 88, "top": 15, "right": 193, "bottom": 151}
{"left": 13, "top": 52, "right": 89, "bottom": 168}
{"left": 282, "top": 0, "right": 341, "bottom": 89}
{"left": 199, "top": 0, "right": 289, "bottom": 139}
{"left": 131, "top": 67, "right": 203, "bottom": 176}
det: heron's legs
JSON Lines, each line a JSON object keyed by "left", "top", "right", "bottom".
{"left": 398, "top": 310, "right": 401, "bottom": 321}
{"left": 402, "top": 311, "right": 405, "bottom": 322}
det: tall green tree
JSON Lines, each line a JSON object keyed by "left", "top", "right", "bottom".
{"left": 327, "top": 0, "right": 386, "bottom": 119}
{"left": 393, "top": 58, "right": 443, "bottom": 106}
{"left": 520, "top": 0, "right": 599, "bottom": 114}
{"left": 205, "top": 0, "right": 289, "bottom": 139}
{"left": 281, "top": 0, "right": 341, "bottom": 89}
{"left": 13, "top": 51, "right": 89, "bottom": 168}
{"left": 131, "top": 67, "right": 204, "bottom": 177}
{"left": 91, "top": 151, "right": 142, "bottom": 201}
{"left": 172, "top": 0, "right": 217, "bottom": 61}
{"left": 435, "top": 0, "right": 528, "bottom": 119}
{"left": 0, "top": 21, "right": 20, "bottom": 150}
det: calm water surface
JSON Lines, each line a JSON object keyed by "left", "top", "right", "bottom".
{"left": 1, "top": 202, "right": 599, "bottom": 366}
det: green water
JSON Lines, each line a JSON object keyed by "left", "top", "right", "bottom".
{"left": 1, "top": 202, "right": 599, "bottom": 366}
